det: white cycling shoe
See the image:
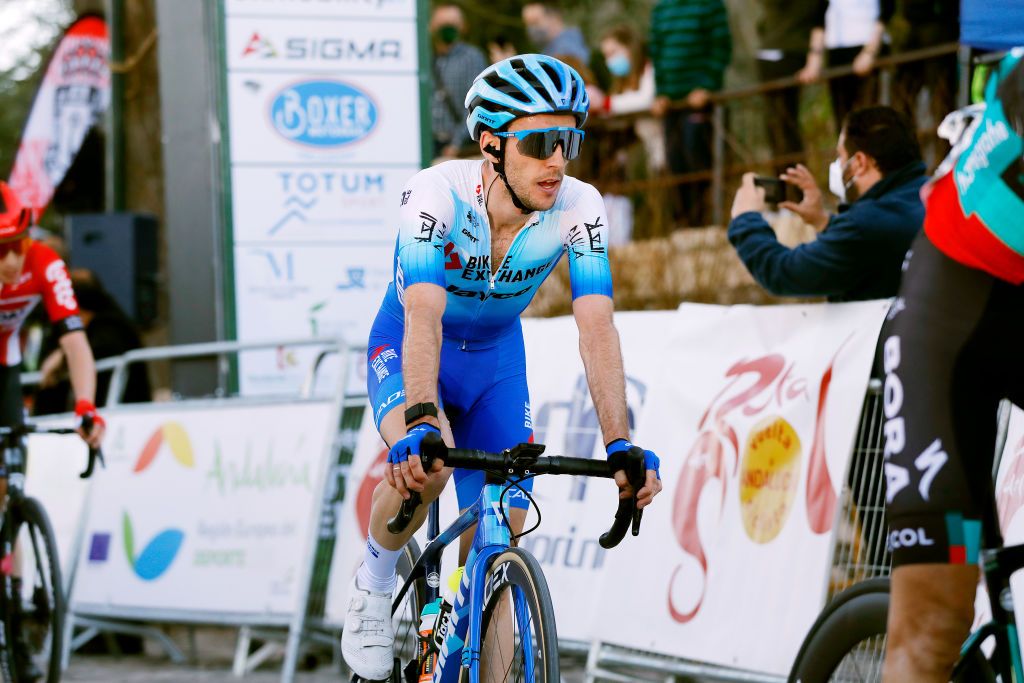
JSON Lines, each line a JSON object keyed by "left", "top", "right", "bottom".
{"left": 341, "top": 574, "right": 395, "bottom": 681}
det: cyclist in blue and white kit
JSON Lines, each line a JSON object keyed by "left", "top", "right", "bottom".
{"left": 342, "top": 54, "right": 663, "bottom": 680}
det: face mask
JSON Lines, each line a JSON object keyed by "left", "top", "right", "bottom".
{"left": 607, "top": 53, "right": 631, "bottom": 77}
{"left": 526, "top": 25, "right": 549, "bottom": 46}
{"left": 828, "top": 157, "right": 855, "bottom": 202}
{"left": 436, "top": 24, "right": 459, "bottom": 44}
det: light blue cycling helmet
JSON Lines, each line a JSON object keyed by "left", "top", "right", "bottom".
{"left": 465, "top": 54, "right": 589, "bottom": 141}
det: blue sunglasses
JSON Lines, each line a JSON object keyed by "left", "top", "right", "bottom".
{"left": 493, "top": 127, "right": 586, "bottom": 160}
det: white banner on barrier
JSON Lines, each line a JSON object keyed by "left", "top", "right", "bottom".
{"left": 71, "top": 401, "right": 335, "bottom": 619}
{"left": 25, "top": 426, "right": 91, "bottom": 576}
{"left": 594, "top": 302, "right": 888, "bottom": 674}
{"left": 516, "top": 312, "right": 673, "bottom": 641}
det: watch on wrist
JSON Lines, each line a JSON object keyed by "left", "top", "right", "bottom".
{"left": 404, "top": 402, "right": 438, "bottom": 426}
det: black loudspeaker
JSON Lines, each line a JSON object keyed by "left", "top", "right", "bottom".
{"left": 67, "top": 213, "right": 159, "bottom": 328}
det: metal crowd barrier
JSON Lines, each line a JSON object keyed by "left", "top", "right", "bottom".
{"left": 39, "top": 337, "right": 353, "bottom": 683}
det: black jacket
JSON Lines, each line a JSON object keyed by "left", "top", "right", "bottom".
{"left": 727, "top": 162, "right": 927, "bottom": 302}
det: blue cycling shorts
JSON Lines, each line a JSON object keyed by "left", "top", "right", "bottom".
{"left": 366, "top": 310, "right": 534, "bottom": 511}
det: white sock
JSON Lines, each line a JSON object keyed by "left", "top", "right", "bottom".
{"left": 356, "top": 533, "right": 400, "bottom": 594}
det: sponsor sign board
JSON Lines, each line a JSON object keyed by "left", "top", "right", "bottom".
{"left": 72, "top": 401, "right": 336, "bottom": 618}
{"left": 227, "top": 18, "right": 417, "bottom": 73}
{"left": 230, "top": 165, "right": 413, "bottom": 243}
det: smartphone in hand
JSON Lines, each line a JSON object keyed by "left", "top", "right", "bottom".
{"left": 754, "top": 176, "right": 803, "bottom": 204}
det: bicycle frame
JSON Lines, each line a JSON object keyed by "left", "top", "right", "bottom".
{"left": 955, "top": 543, "right": 1024, "bottom": 681}
{"left": 392, "top": 479, "right": 522, "bottom": 683}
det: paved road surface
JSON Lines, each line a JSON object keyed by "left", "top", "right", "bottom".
{"left": 59, "top": 627, "right": 594, "bottom": 682}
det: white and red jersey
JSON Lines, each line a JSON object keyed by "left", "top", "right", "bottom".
{"left": 0, "top": 242, "right": 81, "bottom": 366}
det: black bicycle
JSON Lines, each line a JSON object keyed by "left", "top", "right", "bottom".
{"left": 0, "top": 420, "right": 102, "bottom": 683}
{"left": 788, "top": 542, "right": 1024, "bottom": 682}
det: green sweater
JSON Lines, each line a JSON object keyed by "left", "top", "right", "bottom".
{"left": 649, "top": 0, "right": 732, "bottom": 100}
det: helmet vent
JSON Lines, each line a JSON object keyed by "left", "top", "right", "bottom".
{"left": 485, "top": 72, "right": 531, "bottom": 105}
{"left": 521, "top": 68, "right": 557, "bottom": 108}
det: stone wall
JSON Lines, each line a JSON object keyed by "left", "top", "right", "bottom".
{"left": 525, "top": 214, "right": 820, "bottom": 318}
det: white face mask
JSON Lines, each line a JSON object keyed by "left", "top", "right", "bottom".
{"left": 828, "top": 157, "right": 854, "bottom": 202}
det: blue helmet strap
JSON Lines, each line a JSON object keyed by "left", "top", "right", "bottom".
{"left": 493, "top": 137, "right": 532, "bottom": 214}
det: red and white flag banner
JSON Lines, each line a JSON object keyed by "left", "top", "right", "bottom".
{"left": 7, "top": 15, "right": 110, "bottom": 216}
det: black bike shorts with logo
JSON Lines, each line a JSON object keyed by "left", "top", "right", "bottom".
{"left": 881, "top": 233, "right": 1024, "bottom": 567}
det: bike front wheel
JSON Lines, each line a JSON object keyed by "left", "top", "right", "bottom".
{"left": 4, "top": 497, "right": 64, "bottom": 683}
{"left": 788, "top": 578, "right": 889, "bottom": 683}
{"left": 473, "top": 548, "right": 558, "bottom": 683}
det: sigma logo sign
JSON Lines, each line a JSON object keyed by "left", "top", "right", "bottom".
{"left": 270, "top": 80, "right": 378, "bottom": 148}
{"left": 241, "top": 33, "right": 401, "bottom": 63}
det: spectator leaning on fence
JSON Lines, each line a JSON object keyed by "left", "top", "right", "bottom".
{"left": 822, "top": 0, "right": 888, "bottom": 130}
{"left": 430, "top": 3, "right": 488, "bottom": 160}
{"left": 757, "top": 0, "right": 827, "bottom": 174}
{"left": 727, "top": 106, "right": 926, "bottom": 302}
{"left": 649, "top": 0, "right": 731, "bottom": 227}
{"left": 597, "top": 25, "right": 663, "bottom": 172}
{"left": 522, "top": 1, "right": 590, "bottom": 66}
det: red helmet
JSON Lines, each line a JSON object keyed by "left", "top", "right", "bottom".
{"left": 0, "top": 182, "right": 32, "bottom": 242}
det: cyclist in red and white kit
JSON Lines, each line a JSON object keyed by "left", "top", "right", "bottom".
{"left": 0, "top": 182, "right": 104, "bottom": 447}
{"left": 0, "top": 181, "right": 104, "bottom": 679}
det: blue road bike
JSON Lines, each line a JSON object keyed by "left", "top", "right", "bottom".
{"left": 350, "top": 434, "right": 646, "bottom": 683}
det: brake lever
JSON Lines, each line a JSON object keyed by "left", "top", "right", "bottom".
{"left": 599, "top": 447, "right": 647, "bottom": 549}
{"left": 385, "top": 432, "right": 447, "bottom": 534}
{"left": 625, "top": 447, "right": 646, "bottom": 538}
{"left": 80, "top": 447, "right": 105, "bottom": 479}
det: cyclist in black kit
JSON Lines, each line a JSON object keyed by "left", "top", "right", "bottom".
{"left": 880, "top": 49, "right": 1024, "bottom": 682}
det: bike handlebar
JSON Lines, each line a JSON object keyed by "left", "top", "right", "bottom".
{"left": 386, "top": 433, "right": 647, "bottom": 549}
{"left": 0, "top": 419, "right": 105, "bottom": 479}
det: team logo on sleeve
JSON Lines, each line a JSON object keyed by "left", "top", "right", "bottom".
{"left": 584, "top": 217, "right": 606, "bottom": 253}
{"left": 45, "top": 261, "right": 77, "bottom": 310}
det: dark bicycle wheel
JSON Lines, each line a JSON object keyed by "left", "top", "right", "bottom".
{"left": 473, "top": 548, "right": 558, "bottom": 683}
{"left": 789, "top": 577, "right": 995, "bottom": 683}
{"left": 3, "top": 497, "right": 64, "bottom": 683}
{"left": 788, "top": 578, "right": 890, "bottom": 683}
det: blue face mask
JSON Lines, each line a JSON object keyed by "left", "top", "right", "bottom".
{"left": 607, "top": 53, "right": 631, "bottom": 77}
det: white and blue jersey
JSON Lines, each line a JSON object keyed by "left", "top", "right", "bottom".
{"left": 378, "top": 159, "right": 613, "bottom": 345}
{"left": 367, "top": 160, "right": 614, "bottom": 511}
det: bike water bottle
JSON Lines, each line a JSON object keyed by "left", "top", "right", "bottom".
{"left": 432, "top": 566, "right": 464, "bottom": 651}
{"left": 418, "top": 599, "right": 441, "bottom": 682}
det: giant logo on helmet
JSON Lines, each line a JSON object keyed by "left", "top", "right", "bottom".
{"left": 269, "top": 80, "right": 378, "bottom": 148}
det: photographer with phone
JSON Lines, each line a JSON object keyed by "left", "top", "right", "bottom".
{"left": 727, "top": 106, "right": 927, "bottom": 302}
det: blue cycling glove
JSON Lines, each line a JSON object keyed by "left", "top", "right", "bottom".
{"left": 606, "top": 438, "right": 661, "bottom": 480}
{"left": 389, "top": 423, "right": 441, "bottom": 465}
